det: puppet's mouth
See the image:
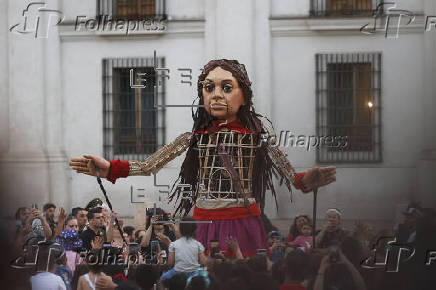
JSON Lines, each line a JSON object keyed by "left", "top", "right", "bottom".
{"left": 210, "top": 103, "right": 228, "bottom": 110}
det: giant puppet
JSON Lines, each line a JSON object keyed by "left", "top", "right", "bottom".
{"left": 70, "top": 59, "right": 336, "bottom": 256}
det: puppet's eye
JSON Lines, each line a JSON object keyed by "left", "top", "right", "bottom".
{"left": 204, "top": 84, "right": 214, "bottom": 93}
{"left": 223, "top": 85, "right": 233, "bottom": 93}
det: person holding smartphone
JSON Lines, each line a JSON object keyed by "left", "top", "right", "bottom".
{"left": 313, "top": 248, "right": 366, "bottom": 290}
{"left": 315, "top": 209, "right": 348, "bottom": 249}
{"left": 25, "top": 206, "right": 53, "bottom": 245}
{"left": 138, "top": 208, "right": 176, "bottom": 260}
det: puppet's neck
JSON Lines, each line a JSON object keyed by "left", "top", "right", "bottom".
{"left": 205, "top": 119, "right": 251, "bottom": 134}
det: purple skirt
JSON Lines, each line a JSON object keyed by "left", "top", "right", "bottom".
{"left": 195, "top": 215, "right": 267, "bottom": 256}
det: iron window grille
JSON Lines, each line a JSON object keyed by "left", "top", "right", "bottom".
{"left": 103, "top": 57, "right": 166, "bottom": 161}
{"left": 97, "top": 0, "right": 166, "bottom": 20}
{"left": 310, "top": 0, "right": 380, "bottom": 17}
{"left": 316, "top": 52, "right": 382, "bottom": 163}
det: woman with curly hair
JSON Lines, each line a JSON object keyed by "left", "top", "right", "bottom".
{"left": 287, "top": 215, "right": 312, "bottom": 243}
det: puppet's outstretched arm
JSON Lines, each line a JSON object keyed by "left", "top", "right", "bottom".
{"left": 267, "top": 145, "right": 336, "bottom": 193}
{"left": 128, "top": 131, "right": 192, "bottom": 176}
{"left": 105, "top": 131, "right": 192, "bottom": 183}
{"left": 267, "top": 145, "right": 302, "bottom": 190}
{"left": 70, "top": 132, "right": 192, "bottom": 183}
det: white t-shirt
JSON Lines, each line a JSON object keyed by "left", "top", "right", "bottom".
{"left": 31, "top": 272, "right": 66, "bottom": 290}
{"left": 169, "top": 237, "right": 205, "bottom": 273}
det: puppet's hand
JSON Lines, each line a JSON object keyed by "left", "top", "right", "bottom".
{"left": 69, "top": 154, "right": 110, "bottom": 178}
{"left": 301, "top": 166, "right": 336, "bottom": 190}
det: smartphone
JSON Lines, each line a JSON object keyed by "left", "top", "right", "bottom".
{"left": 209, "top": 239, "right": 220, "bottom": 257}
{"left": 103, "top": 242, "right": 112, "bottom": 248}
{"left": 150, "top": 240, "right": 159, "bottom": 255}
{"left": 129, "top": 242, "right": 139, "bottom": 254}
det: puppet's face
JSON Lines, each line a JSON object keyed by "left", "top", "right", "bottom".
{"left": 202, "top": 66, "right": 246, "bottom": 122}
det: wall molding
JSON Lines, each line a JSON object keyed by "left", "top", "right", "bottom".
{"left": 270, "top": 15, "right": 426, "bottom": 37}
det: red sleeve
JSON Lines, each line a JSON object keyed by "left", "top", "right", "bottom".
{"left": 107, "top": 159, "right": 130, "bottom": 184}
{"left": 293, "top": 172, "right": 311, "bottom": 193}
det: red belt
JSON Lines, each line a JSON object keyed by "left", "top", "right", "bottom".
{"left": 193, "top": 202, "right": 261, "bottom": 221}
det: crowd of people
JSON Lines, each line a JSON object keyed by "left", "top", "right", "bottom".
{"left": 10, "top": 199, "right": 436, "bottom": 290}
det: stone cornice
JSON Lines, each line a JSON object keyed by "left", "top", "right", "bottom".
{"left": 270, "top": 15, "right": 427, "bottom": 37}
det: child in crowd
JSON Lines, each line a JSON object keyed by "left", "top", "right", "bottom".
{"left": 55, "top": 254, "right": 73, "bottom": 290}
{"left": 56, "top": 228, "right": 83, "bottom": 272}
{"left": 268, "top": 231, "right": 286, "bottom": 262}
{"left": 293, "top": 224, "right": 313, "bottom": 252}
{"left": 161, "top": 217, "right": 209, "bottom": 286}
{"left": 77, "top": 254, "right": 108, "bottom": 290}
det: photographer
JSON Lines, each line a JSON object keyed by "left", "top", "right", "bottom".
{"left": 138, "top": 208, "right": 176, "bottom": 260}
{"left": 25, "top": 207, "right": 53, "bottom": 245}
{"left": 315, "top": 209, "right": 348, "bottom": 249}
{"left": 313, "top": 248, "right": 366, "bottom": 290}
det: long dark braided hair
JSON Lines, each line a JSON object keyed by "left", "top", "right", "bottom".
{"left": 169, "top": 59, "right": 286, "bottom": 216}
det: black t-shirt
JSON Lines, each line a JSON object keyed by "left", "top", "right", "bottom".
{"left": 80, "top": 227, "right": 106, "bottom": 251}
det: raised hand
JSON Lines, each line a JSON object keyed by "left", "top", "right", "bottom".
{"left": 111, "top": 239, "right": 123, "bottom": 248}
{"left": 322, "top": 220, "right": 334, "bottom": 232}
{"left": 226, "top": 236, "right": 240, "bottom": 253}
{"left": 69, "top": 154, "right": 110, "bottom": 178}
{"left": 301, "top": 166, "right": 336, "bottom": 190}
{"left": 58, "top": 207, "right": 66, "bottom": 223}
{"left": 31, "top": 209, "right": 43, "bottom": 221}
{"left": 91, "top": 236, "right": 104, "bottom": 250}
{"left": 156, "top": 232, "right": 171, "bottom": 247}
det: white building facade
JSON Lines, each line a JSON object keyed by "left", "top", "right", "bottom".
{"left": 1, "top": 0, "right": 435, "bottom": 230}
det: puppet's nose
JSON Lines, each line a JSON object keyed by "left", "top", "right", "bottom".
{"left": 211, "top": 93, "right": 224, "bottom": 101}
